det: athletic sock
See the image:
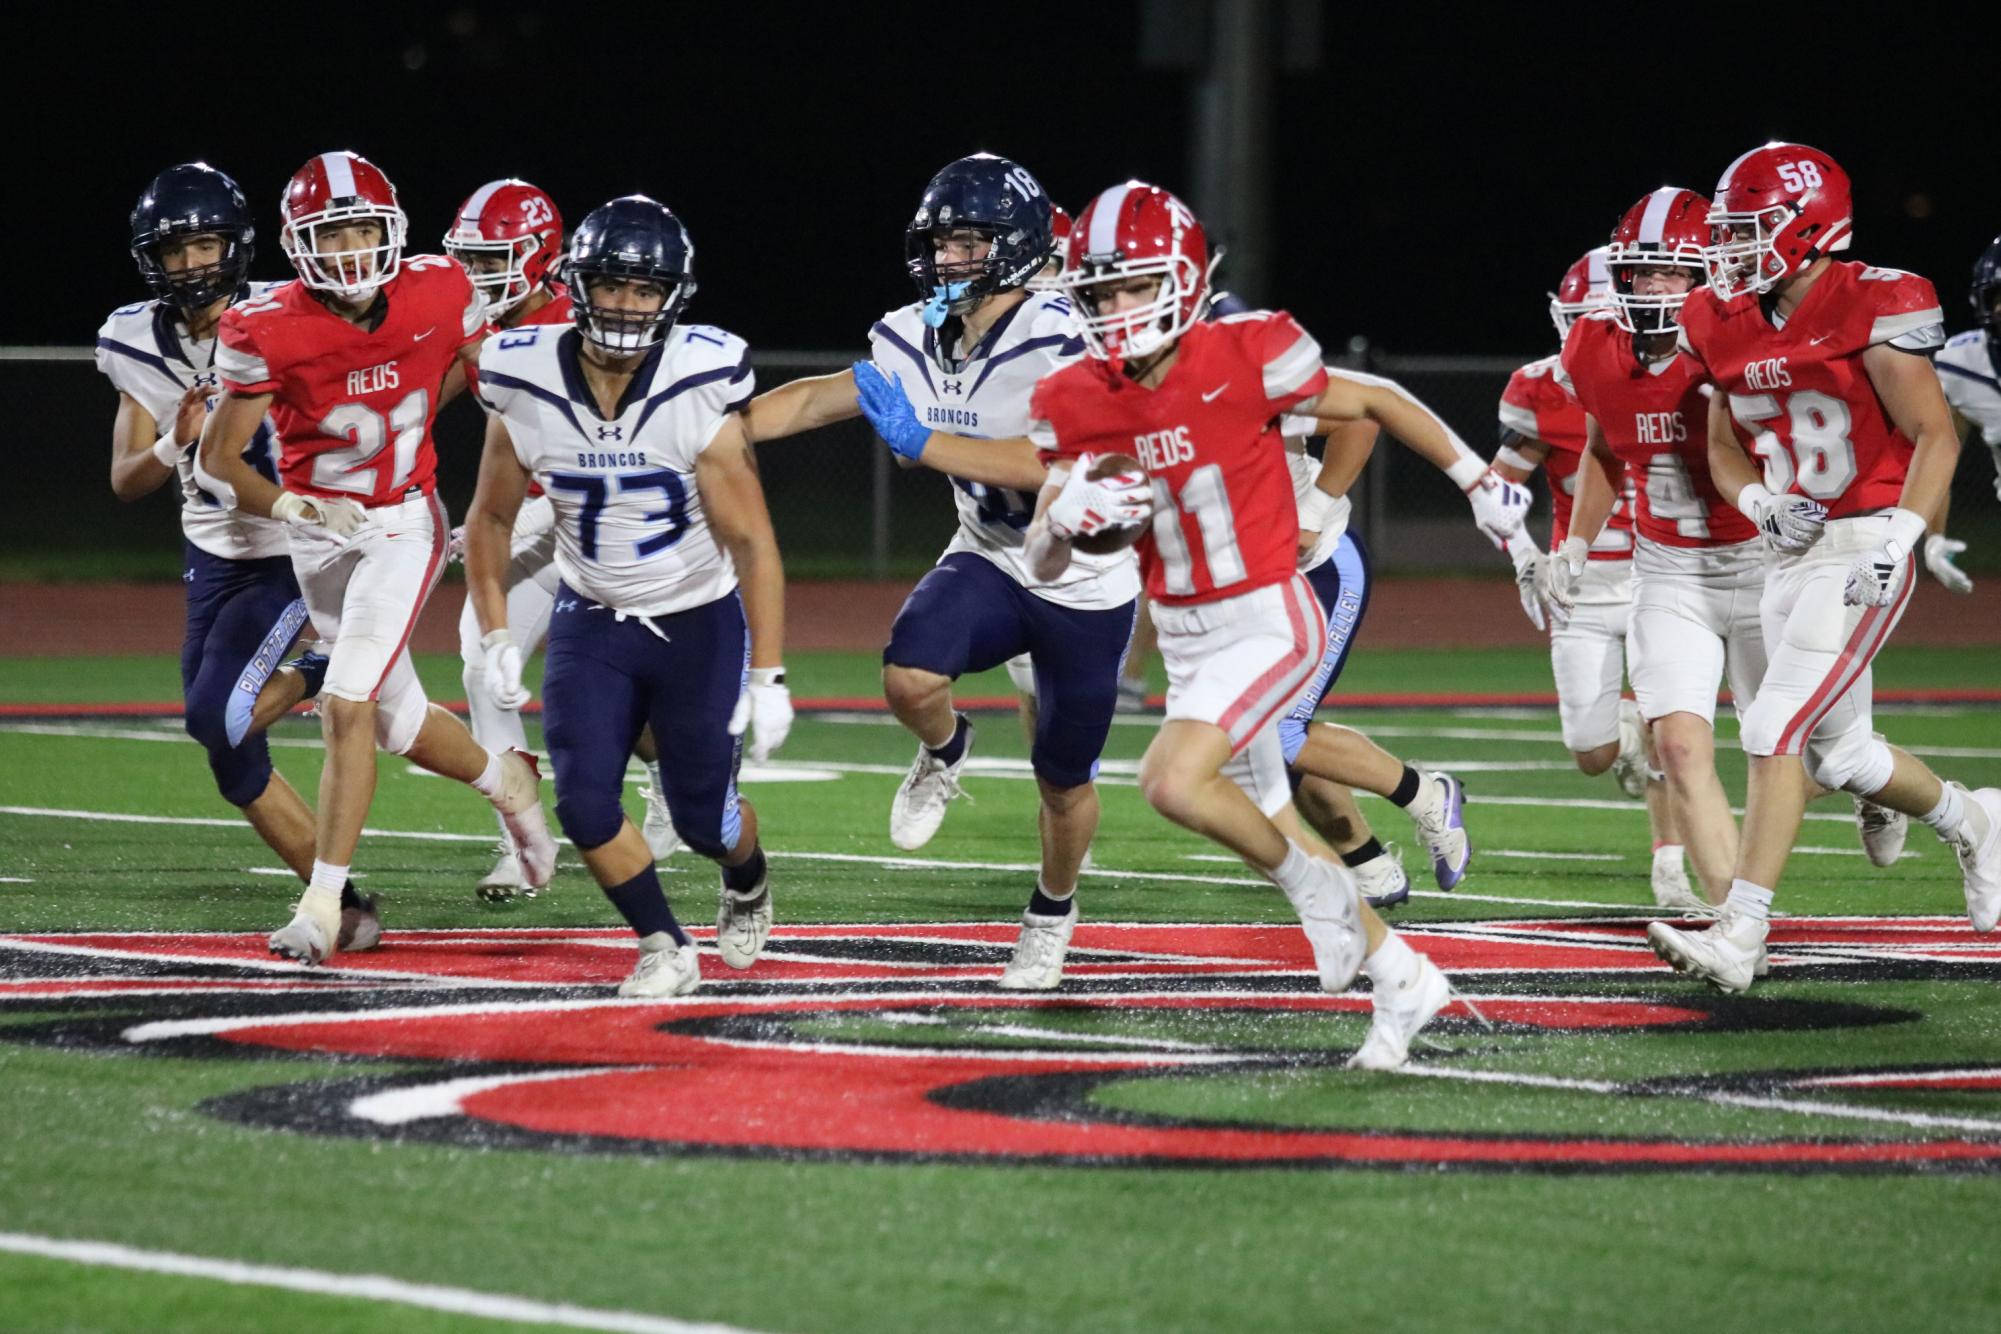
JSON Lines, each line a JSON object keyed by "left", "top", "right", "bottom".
{"left": 1918, "top": 782, "right": 1969, "bottom": 840}
{"left": 1388, "top": 765, "right": 1424, "bottom": 809}
{"left": 1724, "top": 879, "right": 1775, "bottom": 923}
{"left": 1652, "top": 842, "right": 1685, "bottom": 868}
{"left": 1362, "top": 930, "right": 1419, "bottom": 989}
{"left": 927, "top": 714, "right": 971, "bottom": 766}
{"left": 721, "top": 845, "right": 767, "bottom": 898}
{"left": 339, "top": 879, "right": 364, "bottom": 911}
{"left": 1269, "top": 840, "right": 1320, "bottom": 897}
{"left": 306, "top": 860, "right": 347, "bottom": 911}
{"left": 1027, "top": 880, "right": 1075, "bottom": 918}
{"left": 468, "top": 749, "right": 505, "bottom": 798}
{"left": 1341, "top": 837, "right": 1387, "bottom": 869}
{"left": 603, "top": 867, "right": 688, "bottom": 945}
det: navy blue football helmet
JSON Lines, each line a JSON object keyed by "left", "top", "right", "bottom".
{"left": 562, "top": 196, "right": 697, "bottom": 355}
{"left": 905, "top": 153, "right": 1055, "bottom": 327}
{"left": 1971, "top": 234, "right": 2001, "bottom": 366}
{"left": 129, "top": 162, "right": 254, "bottom": 310}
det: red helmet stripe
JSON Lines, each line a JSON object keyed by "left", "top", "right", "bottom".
{"left": 320, "top": 152, "right": 358, "bottom": 198}
{"left": 1085, "top": 183, "right": 1132, "bottom": 255}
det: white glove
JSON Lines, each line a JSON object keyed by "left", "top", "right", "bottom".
{"left": 272, "top": 491, "right": 367, "bottom": 539}
{"left": 729, "top": 666, "right": 793, "bottom": 763}
{"left": 1506, "top": 537, "right": 1556, "bottom": 631}
{"left": 1923, "top": 533, "right": 1973, "bottom": 595}
{"left": 1541, "top": 536, "right": 1589, "bottom": 615}
{"left": 1046, "top": 454, "right": 1151, "bottom": 540}
{"left": 1465, "top": 468, "right": 1532, "bottom": 549}
{"left": 480, "top": 629, "right": 531, "bottom": 710}
{"left": 446, "top": 525, "right": 467, "bottom": 564}
{"left": 1843, "top": 508, "right": 1926, "bottom": 608}
{"left": 1737, "top": 483, "right": 1826, "bottom": 552}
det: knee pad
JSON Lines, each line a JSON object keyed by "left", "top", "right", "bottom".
{"left": 1805, "top": 730, "right": 1894, "bottom": 796}
{"left": 1005, "top": 653, "right": 1038, "bottom": 698}
{"left": 207, "top": 737, "right": 274, "bottom": 808}
{"left": 554, "top": 789, "right": 625, "bottom": 851}
{"left": 374, "top": 690, "right": 429, "bottom": 756}
{"left": 183, "top": 698, "right": 232, "bottom": 755}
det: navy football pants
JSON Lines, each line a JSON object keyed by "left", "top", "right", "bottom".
{"left": 180, "top": 543, "right": 309, "bottom": 807}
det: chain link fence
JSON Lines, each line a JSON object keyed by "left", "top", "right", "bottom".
{"left": 7, "top": 343, "right": 1996, "bottom": 580}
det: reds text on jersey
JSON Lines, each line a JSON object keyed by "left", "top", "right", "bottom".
{"left": 869, "top": 292, "right": 1138, "bottom": 611}
{"left": 1499, "top": 353, "right": 1634, "bottom": 557}
{"left": 216, "top": 255, "right": 484, "bottom": 506}
{"left": 1678, "top": 261, "right": 1945, "bottom": 519}
{"left": 96, "top": 284, "right": 290, "bottom": 560}
{"left": 1564, "top": 311, "right": 1755, "bottom": 547}
{"left": 476, "top": 322, "right": 753, "bottom": 616}
{"left": 1031, "top": 311, "right": 1328, "bottom": 605}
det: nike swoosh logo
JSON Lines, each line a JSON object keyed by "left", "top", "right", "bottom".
{"left": 1809, "top": 335, "right": 1833, "bottom": 346}
{"left": 414, "top": 327, "right": 436, "bottom": 342}
{"left": 1201, "top": 383, "right": 1230, "bottom": 402}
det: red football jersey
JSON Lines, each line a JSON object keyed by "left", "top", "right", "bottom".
{"left": 1678, "top": 261, "right": 1945, "bottom": 519}
{"left": 1563, "top": 311, "right": 1756, "bottom": 548}
{"left": 1031, "top": 311, "right": 1328, "bottom": 605}
{"left": 218, "top": 255, "right": 484, "bottom": 506}
{"left": 1499, "top": 354, "right": 1634, "bottom": 558}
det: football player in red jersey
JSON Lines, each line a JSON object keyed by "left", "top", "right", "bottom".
{"left": 1646, "top": 143, "right": 2001, "bottom": 990}
{"left": 1493, "top": 245, "right": 1696, "bottom": 910}
{"left": 197, "top": 151, "right": 558, "bottom": 965}
{"left": 1012, "top": 182, "right": 1530, "bottom": 1068}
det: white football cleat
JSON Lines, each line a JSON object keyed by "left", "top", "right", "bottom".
{"left": 268, "top": 893, "right": 341, "bottom": 966}
{"left": 1347, "top": 953, "right": 1452, "bottom": 1071}
{"left": 618, "top": 935, "right": 702, "bottom": 998}
{"left": 1952, "top": 785, "right": 2001, "bottom": 933}
{"left": 889, "top": 724, "right": 974, "bottom": 851}
{"left": 488, "top": 749, "right": 557, "bottom": 890}
{"left": 337, "top": 894, "right": 383, "bottom": 953}
{"left": 476, "top": 843, "right": 526, "bottom": 904}
{"left": 1610, "top": 699, "right": 1647, "bottom": 800}
{"left": 1647, "top": 910, "right": 1767, "bottom": 993}
{"left": 715, "top": 874, "right": 773, "bottom": 970}
{"left": 640, "top": 784, "right": 683, "bottom": 860}
{"left": 1280, "top": 856, "right": 1366, "bottom": 993}
{"left": 1351, "top": 848, "right": 1410, "bottom": 909}
{"left": 1854, "top": 795, "right": 1909, "bottom": 869}
{"left": 1408, "top": 770, "right": 1471, "bottom": 890}
{"left": 999, "top": 903, "right": 1078, "bottom": 991}
{"left": 1650, "top": 853, "right": 1710, "bottom": 915}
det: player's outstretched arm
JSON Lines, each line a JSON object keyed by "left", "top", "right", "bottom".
{"left": 1022, "top": 468, "right": 1077, "bottom": 584}
{"left": 700, "top": 415, "right": 792, "bottom": 761}
{"left": 744, "top": 369, "right": 862, "bottom": 443}
{"left": 848, "top": 362, "right": 1047, "bottom": 489}
{"left": 464, "top": 414, "right": 534, "bottom": 711}
{"left": 1865, "top": 343, "right": 1961, "bottom": 534}
{"left": 195, "top": 390, "right": 282, "bottom": 517}
{"left": 108, "top": 388, "right": 196, "bottom": 502}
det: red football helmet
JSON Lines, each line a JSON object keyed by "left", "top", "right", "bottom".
{"left": 1705, "top": 142, "right": 1853, "bottom": 299}
{"left": 444, "top": 179, "right": 564, "bottom": 321}
{"left": 280, "top": 151, "right": 408, "bottom": 299}
{"left": 1062, "top": 181, "right": 1213, "bottom": 363}
{"left": 1607, "top": 188, "right": 1710, "bottom": 335}
{"left": 1026, "top": 203, "right": 1072, "bottom": 293}
{"left": 1547, "top": 246, "right": 1612, "bottom": 340}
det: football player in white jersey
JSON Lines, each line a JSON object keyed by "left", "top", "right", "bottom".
{"left": 1929, "top": 234, "right": 2001, "bottom": 592}
{"left": 749, "top": 154, "right": 1141, "bottom": 990}
{"left": 99, "top": 163, "right": 379, "bottom": 951}
{"left": 465, "top": 196, "right": 791, "bottom": 997}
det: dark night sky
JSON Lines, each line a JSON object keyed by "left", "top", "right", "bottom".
{"left": 18, "top": 4, "right": 1997, "bottom": 356}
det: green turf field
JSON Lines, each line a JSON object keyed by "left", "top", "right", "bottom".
{"left": 2, "top": 647, "right": 1999, "bottom": 1334}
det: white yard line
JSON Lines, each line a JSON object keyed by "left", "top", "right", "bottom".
{"left": 0, "top": 1232, "right": 767, "bottom": 1334}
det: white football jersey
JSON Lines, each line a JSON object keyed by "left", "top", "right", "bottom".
{"left": 868, "top": 293, "right": 1140, "bottom": 610}
{"left": 1938, "top": 330, "right": 2001, "bottom": 449}
{"left": 477, "top": 322, "right": 754, "bottom": 617}
{"left": 94, "top": 287, "right": 289, "bottom": 560}
{"left": 1282, "top": 425, "right": 1350, "bottom": 574}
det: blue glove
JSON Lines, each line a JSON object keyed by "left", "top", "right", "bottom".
{"left": 852, "top": 362, "right": 931, "bottom": 461}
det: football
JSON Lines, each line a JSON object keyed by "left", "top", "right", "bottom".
{"left": 1069, "top": 453, "right": 1152, "bottom": 555}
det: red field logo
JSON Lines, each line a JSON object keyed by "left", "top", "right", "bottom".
{"left": 4, "top": 919, "right": 1999, "bottom": 1173}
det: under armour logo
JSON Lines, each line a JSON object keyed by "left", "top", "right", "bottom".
{"left": 556, "top": 599, "right": 579, "bottom": 612}
{"left": 941, "top": 380, "right": 963, "bottom": 396}
{"left": 596, "top": 424, "right": 624, "bottom": 441}
{"left": 182, "top": 569, "right": 195, "bottom": 583}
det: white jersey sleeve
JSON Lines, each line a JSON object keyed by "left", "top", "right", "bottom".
{"left": 95, "top": 292, "right": 290, "bottom": 561}
{"left": 1937, "top": 330, "right": 2001, "bottom": 447}
{"left": 482, "top": 322, "right": 751, "bottom": 616}
{"left": 867, "top": 294, "right": 1139, "bottom": 610}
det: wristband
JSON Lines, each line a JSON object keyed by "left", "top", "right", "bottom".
{"left": 1494, "top": 445, "right": 1538, "bottom": 474}
{"left": 749, "top": 666, "right": 786, "bottom": 687}
{"left": 1734, "top": 482, "right": 1773, "bottom": 523}
{"left": 480, "top": 628, "right": 514, "bottom": 652}
{"left": 1558, "top": 535, "right": 1590, "bottom": 566}
{"left": 150, "top": 428, "right": 183, "bottom": 468}
{"left": 1884, "top": 507, "right": 1927, "bottom": 552}
{"left": 1444, "top": 453, "right": 1489, "bottom": 491}
{"left": 1296, "top": 487, "right": 1342, "bottom": 531}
